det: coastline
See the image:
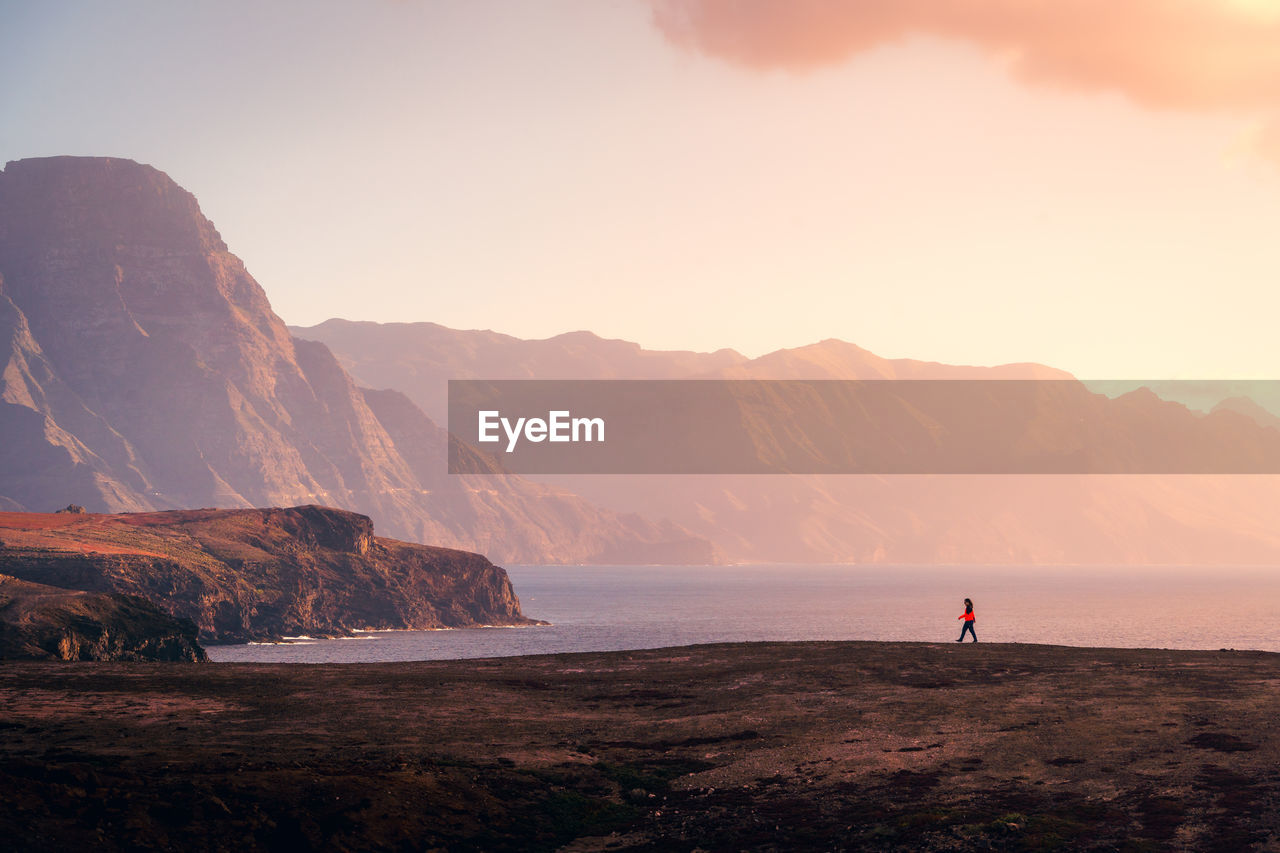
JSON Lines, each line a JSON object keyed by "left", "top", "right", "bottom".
{"left": 4, "top": 640, "right": 1278, "bottom": 850}
{"left": 242, "top": 623, "right": 554, "bottom": 647}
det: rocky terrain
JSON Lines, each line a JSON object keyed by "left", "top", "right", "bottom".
{"left": 0, "top": 155, "right": 712, "bottom": 564}
{"left": 3, "top": 641, "right": 1278, "bottom": 850}
{"left": 0, "top": 505, "right": 541, "bottom": 643}
{"left": 0, "top": 574, "right": 203, "bottom": 661}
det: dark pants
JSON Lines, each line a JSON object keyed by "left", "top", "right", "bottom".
{"left": 959, "top": 621, "right": 976, "bottom": 642}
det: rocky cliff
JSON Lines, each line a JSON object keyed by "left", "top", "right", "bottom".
{"left": 0, "top": 505, "right": 541, "bottom": 643}
{"left": 0, "top": 156, "right": 712, "bottom": 564}
{"left": 0, "top": 573, "right": 204, "bottom": 661}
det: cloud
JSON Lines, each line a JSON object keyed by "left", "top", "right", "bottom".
{"left": 645, "top": 1, "right": 1280, "bottom": 120}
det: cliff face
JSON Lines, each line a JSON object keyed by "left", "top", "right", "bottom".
{"left": 0, "top": 574, "right": 205, "bottom": 661}
{"left": 0, "top": 505, "right": 540, "bottom": 643}
{"left": 0, "top": 156, "right": 712, "bottom": 564}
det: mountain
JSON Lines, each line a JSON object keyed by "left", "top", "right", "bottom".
{"left": 290, "top": 323, "right": 1075, "bottom": 426}
{"left": 291, "top": 318, "right": 748, "bottom": 423}
{"left": 706, "top": 338, "right": 1073, "bottom": 381}
{"left": 301, "top": 320, "right": 1280, "bottom": 564}
{"left": 0, "top": 505, "right": 541, "bottom": 643}
{"left": 0, "top": 573, "right": 205, "bottom": 661}
{"left": 1213, "top": 396, "right": 1280, "bottom": 431}
{"left": 0, "top": 156, "right": 712, "bottom": 563}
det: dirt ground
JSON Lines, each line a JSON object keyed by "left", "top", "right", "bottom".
{"left": 3, "top": 641, "right": 1280, "bottom": 851}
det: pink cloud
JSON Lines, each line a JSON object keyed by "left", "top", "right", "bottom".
{"left": 645, "top": 0, "right": 1280, "bottom": 114}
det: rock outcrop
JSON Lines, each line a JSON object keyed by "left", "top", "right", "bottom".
{"left": 0, "top": 574, "right": 204, "bottom": 661}
{"left": 0, "top": 505, "right": 542, "bottom": 643}
{"left": 0, "top": 156, "right": 712, "bottom": 564}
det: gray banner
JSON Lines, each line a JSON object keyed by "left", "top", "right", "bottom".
{"left": 447, "top": 379, "right": 1280, "bottom": 474}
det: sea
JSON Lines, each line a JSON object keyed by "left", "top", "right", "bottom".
{"left": 206, "top": 564, "right": 1280, "bottom": 663}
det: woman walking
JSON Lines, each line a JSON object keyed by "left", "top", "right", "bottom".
{"left": 957, "top": 598, "right": 977, "bottom": 642}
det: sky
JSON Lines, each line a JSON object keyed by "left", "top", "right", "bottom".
{"left": 3, "top": 0, "right": 1280, "bottom": 378}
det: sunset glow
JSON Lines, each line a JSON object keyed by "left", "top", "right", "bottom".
{"left": 7, "top": 6, "right": 1280, "bottom": 844}
{"left": 4, "top": 0, "right": 1279, "bottom": 378}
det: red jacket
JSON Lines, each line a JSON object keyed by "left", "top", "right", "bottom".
{"left": 959, "top": 610, "right": 975, "bottom": 621}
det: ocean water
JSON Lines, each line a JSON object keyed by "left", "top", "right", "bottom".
{"left": 207, "top": 564, "right": 1280, "bottom": 663}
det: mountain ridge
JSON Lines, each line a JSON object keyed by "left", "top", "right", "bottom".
{"left": 298, "top": 318, "right": 1280, "bottom": 565}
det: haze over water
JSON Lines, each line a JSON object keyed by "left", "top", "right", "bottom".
{"left": 209, "top": 564, "right": 1280, "bottom": 663}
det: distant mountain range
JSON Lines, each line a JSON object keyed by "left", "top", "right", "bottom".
{"left": 0, "top": 156, "right": 711, "bottom": 564}
{"left": 290, "top": 320, "right": 1072, "bottom": 427}
{"left": 295, "top": 321, "right": 1280, "bottom": 565}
